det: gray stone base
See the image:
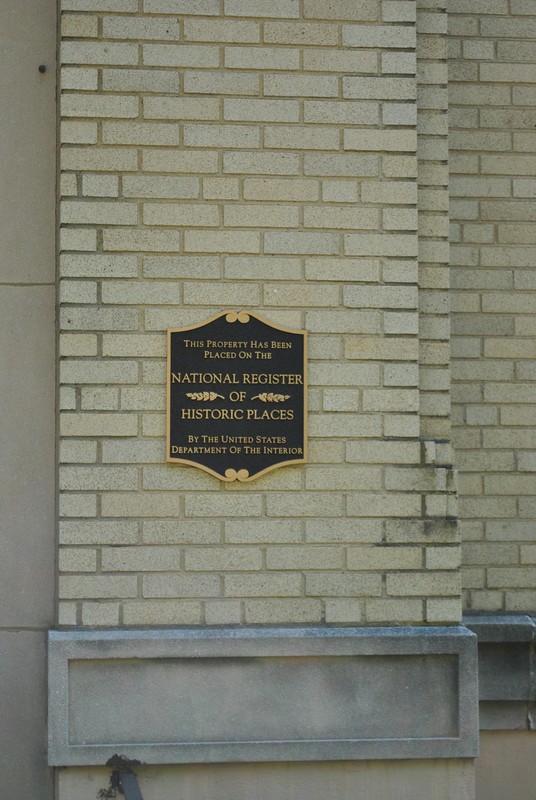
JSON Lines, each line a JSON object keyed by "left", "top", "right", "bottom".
{"left": 48, "top": 626, "right": 478, "bottom": 766}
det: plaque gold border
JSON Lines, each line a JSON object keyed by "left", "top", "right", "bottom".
{"left": 166, "top": 310, "right": 308, "bottom": 482}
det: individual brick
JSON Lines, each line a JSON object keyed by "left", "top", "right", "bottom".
{"left": 142, "top": 43, "right": 219, "bottom": 67}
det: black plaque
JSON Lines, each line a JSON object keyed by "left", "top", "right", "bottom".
{"left": 167, "top": 310, "right": 307, "bottom": 482}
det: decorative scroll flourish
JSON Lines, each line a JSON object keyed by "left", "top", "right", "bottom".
{"left": 251, "top": 393, "right": 291, "bottom": 403}
{"left": 225, "top": 468, "right": 250, "bottom": 482}
{"left": 226, "top": 310, "right": 250, "bottom": 324}
{"left": 185, "top": 392, "right": 224, "bottom": 401}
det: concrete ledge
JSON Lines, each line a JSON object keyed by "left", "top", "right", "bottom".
{"left": 48, "top": 626, "right": 478, "bottom": 766}
{"left": 464, "top": 615, "right": 536, "bottom": 731}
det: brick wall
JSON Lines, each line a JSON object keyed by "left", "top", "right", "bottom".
{"left": 58, "top": 0, "right": 459, "bottom": 628}
{"left": 449, "top": 0, "right": 536, "bottom": 611}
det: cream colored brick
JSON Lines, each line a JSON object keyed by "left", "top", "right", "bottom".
{"left": 184, "top": 18, "right": 259, "bottom": 42}
{"left": 365, "top": 597, "right": 423, "bottom": 623}
{"left": 59, "top": 605, "right": 79, "bottom": 626}
{"left": 61, "top": 67, "right": 99, "bottom": 90}
{"left": 101, "top": 492, "right": 182, "bottom": 518}
{"left": 60, "top": 575, "right": 137, "bottom": 599}
{"left": 264, "top": 74, "right": 338, "bottom": 98}
{"left": 304, "top": 100, "right": 379, "bottom": 125}
{"left": 224, "top": 573, "right": 301, "bottom": 597}
{"left": 346, "top": 440, "right": 419, "bottom": 464}
{"left": 121, "top": 387, "right": 165, "bottom": 411}
{"left": 185, "top": 494, "right": 262, "bottom": 518}
{"left": 426, "top": 598, "right": 462, "bottom": 623}
{"left": 143, "top": 203, "right": 219, "bottom": 227}
{"left": 145, "top": 0, "right": 219, "bottom": 12}
{"left": 123, "top": 601, "right": 202, "bottom": 625}
{"left": 61, "top": 120, "right": 98, "bottom": 144}
{"left": 264, "top": 231, "right": 339, "bottom": 255}
{"left": 61, "top": 14, "right": 99, "bottom": 38}
{"left": 103, "top": 121, "right": 180, "bottom": 146}
{"left": 62, "top": 0, "right": 137, "bottom": 8}
{"left": 225, "top": 256, "right": 301, "bottom": 280}
{"left": 345, "top": 129, "right": 417, "bottom": 152}
{"left": 184, "top": 547, "right": 262, "bottom": 571}
{"left": 59, "top": 173, "right": 78, "bottom": 196}
{"left": 225, "top": 0, "right": 300, "bottom": 16}
{"left": 62, "top": 93, "right": 138, "bottom": 118}
{"left": 264, "top": 21, "right": 339, "bottom": 45}
{"left": 184, "top": 124, "right": 260, "bottom": 149}
{"left": 203, "top": 177, "right": 240, "bottom": 198}
{"left": 306, "top": 467, "right": 382, "bottom": 491}
{"left": 62, "top": 147, "right": 138, "bottom": 172}
{"left": 306, "top": 309, "right": 381, "bottom": 334}
{"left": 60, "top": 385, "right": 78, "bottom": 408}
{"left": 59, "top": 280, "right": 97, "bottom": 304}
{"left": 61, "top": 41, "right": 138, "bottom": 65}
{"left": 383, "top": 155, "right": 418, "bottom": 177}
{"left": 244, "top": 599, "right": 322, "bottom": 623}
{"left": 80, "top": 387, "right": 119, "bottom": 410}
{"left": 205, "top": 601, "right": 242, "bottom": 625}
{"left": 184, "top": 71, "right": 259, "bottom": 96}
{"left": 60, "top": 413, "right": 138, "bottom": 438}
{"left": 61, "top": 200, "right": 137, "bottom": 226}
{"left": 243, "top": 177, "right": 318, "bottom": 201}
{"left": 225, "top": 45, "right": 299, "bottom": 70}
{"left": 105, "top": 16, "right": 180, "bottom": 40}
{"left": 306, "top": 573, "right": 382, "bottom": 596}
{"left": 184, "top": 231, "right": 260, "bottom": 254}
{"left": 81, "top": 603, "right": 120, "bottom": 626}
{"left": 102, "top": 546, "right": 180, "bottom": 572}
{"left": 82, "top": 174, "right": 119, "bottom": 197}
{"left": 143, "top": 573, "right": 220, "bottom": 598}
{"left": 143, "top": 43, "right": 219, "bottom": 67}
{"left": 143, "top": 255, "right": 219, "bottom": 280}
{"left": 104, "top": 69, "right": 179, "bottom": 93}
{"left": 387, "top": 572, "right": 461, "bottom": 596}
{"left": 303, "top": 49, "right": 377, "bottom": 73}
{"left": 265, "top": 126, "right": 339, "bottom": 151}
{"left": 322, "top": 181, "right": 359, "bottom": 203}
{"left": 382, "top": 52, "right": 416, "bottom": 75}
{"left": 61, "top": 360, "right": 138, "bottom": 384}
{"left": 344, "top": 285, "right": 418, "bottom": 311}
{"left": 124, "top": 175, "right": 199, "bottom": 198}
{"left": 345, "top": 233, "right": 417, "bottom": 257}
{"left": 306, "top": 519, "right": 381, "bottom": 544}
{"left": 60, "top": 439, "right": 98, "bottom": 464}
{"left": 347, "top": 492, "right": 421, "bottom": 517}
{"left": 142, "top": 520, "right": 220, "bottom": 545}
{"left": 382, "top": 1, "right": 416, "bottom": 22}
{"left": 60, "top": 253, "right": 138, "bottom": 278}
{"left": 266, "top": 492, "right": 344, "bottom": 518}
{"left": 325, "top": 600, "right": 363, "bottom": 623}
{"left": 59, "top": 493, "right": 97, "bottom": 518}
{"left": 224, "top": 152, "right": 300, "bottom": 176}
{"left": 224, "top": 204, "right": 299, "bottom": 228}
{"left": 383, "top": 103, "right": 417, "bottom": 126}
{"left": 343, "top": 24, "right": 416, "bottom": 49}
{"left": 224, "top": 98, "right": 299, "bottom": 123}
{"left": 304, "top": 153, "right": 379, "bottom": 177}
{"left": 225, "top": 519, "right": 301, "bottom": 544}
{"left": 59, "top": 548, "right": 97, "bottom": 573}
{"left": 348, "top": 546, "right": 422, "bottom": 570}
{"left": 306, "top": 259, "right": 375, "bottom": 289}
{"left": 304, "top": 206, "right": 378, "bottom": 230}
{"left": 103, "top": 229, "right": 182, "bottom": 252}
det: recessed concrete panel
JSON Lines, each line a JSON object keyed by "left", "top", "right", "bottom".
{"left": 49, "top": 626, "right": 479, "bottom": 766}
{"left": 0, "top": 0, "right": 56, "bottom": 283}
{"left": 0, "top": 287, "right": 55, "bottom": 626}
{"left": 0, "top": 632, "right": 54, "bottom": 799}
